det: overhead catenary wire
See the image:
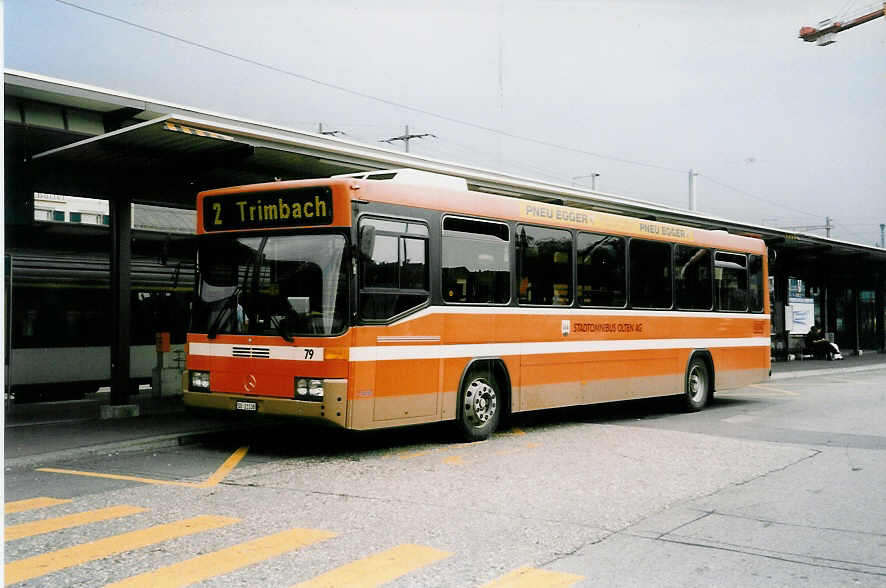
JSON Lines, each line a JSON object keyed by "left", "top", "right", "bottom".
{"left": 50, "top": 0, "right": 875, "bottom": 243}
{"left": 698, "top": 174, "right": 826, "bottom": 220}
{"left": 835, "top": 0, "right": 860, "bottom": 22}
{"left": 831, "top": 223, "right": 872, "bottom": 245}
{"left": 53, "top": 0, "right": 685, "bottom": 174}
{"left": 431, "top": 135, "right": 579, "bottom": 184}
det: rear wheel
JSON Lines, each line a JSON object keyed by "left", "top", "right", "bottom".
{"left": 457, "top": 370, "right": 500, "bottom": 441}
{"left": 683, "top": 357, "right": 710, "bottom": 412}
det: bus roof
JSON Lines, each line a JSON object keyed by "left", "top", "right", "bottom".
{"left": 197, "top": 175, "right": 765, "bottom": 254}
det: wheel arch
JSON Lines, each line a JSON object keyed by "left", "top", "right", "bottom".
{"left": 686, "top": 349, "right": 715, "bottom": 395}
{"left": 458, "top": 357, "right": 512, "bottom": 417}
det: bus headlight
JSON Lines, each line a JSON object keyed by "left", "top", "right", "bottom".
{"left": 295, "top": 378, "right": 324, "bottom": 401}
{"left": 189, "top": 370, "right": 210, "bottom": 392}
{"left": 309, "top": 379, "right": 324, "bottom": 398}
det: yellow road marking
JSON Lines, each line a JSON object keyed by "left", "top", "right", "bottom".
{"left": 35, "top": 446, "right": 250, "bottom": 488}
{"left": 5, "top": 505, "right": 148, "bottom": 541}
{"left": 443, "top": 455, "right": 467, "bottom": 465}
{"left": 106, "top": 527, "right": 336, "bottom": 588}
{"left": 398, "top": 450, "right": 436, "bottom": 460}
{"left": 4, "top": 514, "right": 239, "bottom": 585}
{"left": 394, "top": 440, "right": 491, "bottom": 461}
{"left": 293, "top": 544, "right": 452, "bottom": 588}
{"left": 34, "top": 468, "right": 198, "bottom": 487}
{"left": 5, "top": 497, "right": 71, "bottom": 514}
{"left": 748, "top": 384, "right": 800, "bottom": 396}
{"left": 481, "top": 566, "right": 585, "bottom": 587}
{"left": 198, "top": 446, "right": 249, "bottom": 487}
{"left": 494, "top": 448, "right": 524, "bottom": 457}
{"left": 498, "top": 428, "right": 526, "bottom": 436}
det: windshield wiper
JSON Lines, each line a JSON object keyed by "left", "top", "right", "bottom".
{"left": 271, "top": 315, "right": 293, "bottom": 342}
{"left": 207, "top": 285, "right": 240, "bottom": 340}
{"left": 241, "top": 236, "right": 269, "bottom": 335}
{"left": 207, "top": 237, "right": 268, "bottom": 339}
{"left": 207, "top": 237, "right": 267, "bottom": 339}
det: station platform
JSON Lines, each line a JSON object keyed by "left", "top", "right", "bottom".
{"left": 4, "top": 391, "right": 244, "bottom": 470}
{"left": 5, "top": 352, "right": 886, "bottom": 471}
{"left": 770, "top": 349, "right": 886, "bottom": 380}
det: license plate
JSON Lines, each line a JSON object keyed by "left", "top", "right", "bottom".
{"left": 235, "top": 401, "right": 258, "bottom": 412}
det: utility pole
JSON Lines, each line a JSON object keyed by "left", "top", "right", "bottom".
{"left": 688, "top": 169, "right": 699, "bottom": 211}
{"left": 880, "top": 223, "right": 884, "bottom": 248}
{"left": 572, "top": 173, "right": 600, "bottom": 191}
{"left": 380, "top": 125, "right": 436, "bottom": 153}
{"left": 777, "top": 217, "right": 835, "bottom": 238}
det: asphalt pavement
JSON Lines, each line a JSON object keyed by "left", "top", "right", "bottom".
{"left": 5, "top": 351, "right": 886, "bottom": 471}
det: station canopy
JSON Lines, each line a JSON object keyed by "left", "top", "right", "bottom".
{"left": 28, "top": 114, "right": 373, "bottom": 208}
{"left": 21, "top": 107, "right": 886, "bottom": 268}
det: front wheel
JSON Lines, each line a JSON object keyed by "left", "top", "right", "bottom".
{"left": 682, "top": 357, "right": 710, "bottom": 412}
{"left": 457, "top": 371, "right": 500, "bottom": 441}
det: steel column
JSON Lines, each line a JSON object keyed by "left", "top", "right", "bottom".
{"left": 109, "top": 194, "right": 132, "bottom": 405}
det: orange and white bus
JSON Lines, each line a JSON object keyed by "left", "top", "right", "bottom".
{"left": 184, "top": 170, "right": 770, "bottom": 440}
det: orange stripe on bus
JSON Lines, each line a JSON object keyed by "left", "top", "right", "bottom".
{"left": 346, "top": 347, "right": 768, "bottom": 400}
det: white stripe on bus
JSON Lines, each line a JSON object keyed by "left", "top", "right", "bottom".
{"left": 390, "top": 305, "right": 770, "bottom": 324}
{"left": 188, "top": 343, "right": 324, "bottom": 361}
{"left": 347, "top": 337, "right": 770, "bottom": 362}
{"left": 189, "top": 337, "right": 769, "bottom": 362}
{"left": 376, "top": 335, "right": 442, "bottom": 343}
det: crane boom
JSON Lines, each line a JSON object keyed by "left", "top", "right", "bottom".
{"left": 799, "top": 3, "right": 885, "bottom": 45}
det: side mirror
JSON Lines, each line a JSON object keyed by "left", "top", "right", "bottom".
{"left": 359, "top": 224, "right": 376, "bottom": 259}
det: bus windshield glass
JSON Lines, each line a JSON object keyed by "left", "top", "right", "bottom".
{"left": 191, "top": 233, "right": 349, "bottom": 338}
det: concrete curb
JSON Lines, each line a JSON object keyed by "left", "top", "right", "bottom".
{"left": 770, "top": 361, "right": 886, "bottom": 381}
{"left": 4, "top": 428, "right": 232, "bottom": 472}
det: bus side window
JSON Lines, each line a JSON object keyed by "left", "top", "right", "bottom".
{"left": 577, "top": 233, "right": 626, "bottom": 307}
{"left": 629, "top": 239, "right": 673, "bottom": 309}
{"left": 516, "top": 224, "right": 572, "bottom": 306}
{"left": 442, "top": 217, "right": 510, "bottom": 304}
{"left": 359, "top": 217, "right": 429, "bottom": 321}
{"left": 401, "top": 237, "right": 427, "bottom": 290}
{"left": 675, "top": 246, "right": 712, "bottom": 310}
{"left": 363, "top": 234, "right": 399, "bottom": 288}
{"left": 714, "top": 252, "right": 748, "bottom": 311}
{"left": 748, "top": 254, "right": 765, "bottom": 312}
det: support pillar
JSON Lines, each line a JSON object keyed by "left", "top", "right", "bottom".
{"left": 877, "top": 282, "right": 885, "bottom": 352}
{"left": 781, "top": 274, "right": 791, "bottom": 357}
{"left": 108, "top": 194, "right": 138, "bottom": 416}
{"left": 821, "top": 259, "right": 830, "bottom": 340}
{"left": 853, "top": 284, "right": 861, "bottom": 355}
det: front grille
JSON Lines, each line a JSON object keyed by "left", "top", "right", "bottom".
{"left": 232, "top": 346, "right": 271, "bottom": 359}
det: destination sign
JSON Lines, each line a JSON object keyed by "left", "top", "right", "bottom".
{"left": 202, "top": 187, "right": 333, "bottom": 232}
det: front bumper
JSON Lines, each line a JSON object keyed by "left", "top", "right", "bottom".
{"left": 183, "top": 379, "right": 347, "bottom": 427}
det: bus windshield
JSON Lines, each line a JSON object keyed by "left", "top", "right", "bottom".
{"left": 191, "top": 233, "right": 349, "bottom": 338}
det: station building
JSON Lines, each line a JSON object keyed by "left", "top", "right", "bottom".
{"left": 5, "top": 69, "right": 885, "bottom": 403}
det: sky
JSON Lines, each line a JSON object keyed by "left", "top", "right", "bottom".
{"left": 5, "top": 0, "right": 886, "bottom": 246}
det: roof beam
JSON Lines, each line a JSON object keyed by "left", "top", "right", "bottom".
{"left": 103, "top": 107, "right": 144, "bottom": 132}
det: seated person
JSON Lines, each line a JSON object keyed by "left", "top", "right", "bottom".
{"left": 805, "top": 324, "right": 843, "bottom": 360}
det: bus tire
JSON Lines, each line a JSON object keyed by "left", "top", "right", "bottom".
{"left": 683, "top": 356, "right": 710, "bottom": 412}
{"left": 457, "top": 368, "right": 500, "bottom": 442}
